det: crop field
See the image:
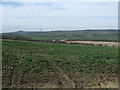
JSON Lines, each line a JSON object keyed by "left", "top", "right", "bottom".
{"left": 65, "top": 41, "right": 119, "bottom": 47}
{"left": 2, "top": 40, "right": 119, "bottom": 88}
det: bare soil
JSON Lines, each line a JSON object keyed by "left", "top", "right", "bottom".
{"left": 3, "top": 63, "right": 118, "bottom": 88}
{"left": 65, "top": 41, "right": 119, "bottom": 47}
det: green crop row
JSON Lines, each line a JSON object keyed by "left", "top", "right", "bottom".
{"left": 2, "top": 40, "right": 119, "bottom": 76}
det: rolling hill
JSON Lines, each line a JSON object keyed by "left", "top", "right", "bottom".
{"left": 1, "top": 29, "right": 119, "bottom": 41}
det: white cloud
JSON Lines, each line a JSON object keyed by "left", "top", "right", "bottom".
{"left": 1, "top": 2, "right": 118, "bottom": 32}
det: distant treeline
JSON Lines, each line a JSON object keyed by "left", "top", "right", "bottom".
{"left": 1, "top": 39, "right": 115, "bottom": 47}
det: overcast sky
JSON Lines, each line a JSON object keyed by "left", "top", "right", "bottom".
{"left": 0, "top": 2, "right": 118, "bottom": 32}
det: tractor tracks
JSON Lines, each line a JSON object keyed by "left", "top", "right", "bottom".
{"left": 40, "top": 54, "right": 76, "bottom": 88}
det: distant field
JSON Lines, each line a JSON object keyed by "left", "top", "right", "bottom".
{"left": 7, "top": 30, "right": 118, "bottom": 40}
{"left": 65, "top": 41, "right": 119, "bottom": 47}
{"left": 2, "top": 40, "right": 119, "bottom": 88}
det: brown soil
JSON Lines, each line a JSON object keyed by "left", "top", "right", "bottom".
{"left": 68, "top": 72, "right": 118, "bottom": 88}
{"left": 2, "top": 52, "right": 119, "bottom": 88}
{"left": 3, "top": 63, "right": 118, "bottom": 88}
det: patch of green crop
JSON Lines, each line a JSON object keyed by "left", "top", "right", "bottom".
{"left": 2, "top": 40, "right": 119, "bottom": 76}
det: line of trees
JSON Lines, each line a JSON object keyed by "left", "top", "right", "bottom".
{"left": 65, "top": 39, "right": 120, "bottom": 42}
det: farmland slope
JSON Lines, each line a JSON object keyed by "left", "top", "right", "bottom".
{"left": 2, "top": 40, "right": 119, "bottom": 88}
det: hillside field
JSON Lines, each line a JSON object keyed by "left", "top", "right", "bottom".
{"left": 2, "top": 40, "right": 119, "bottom": 88}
